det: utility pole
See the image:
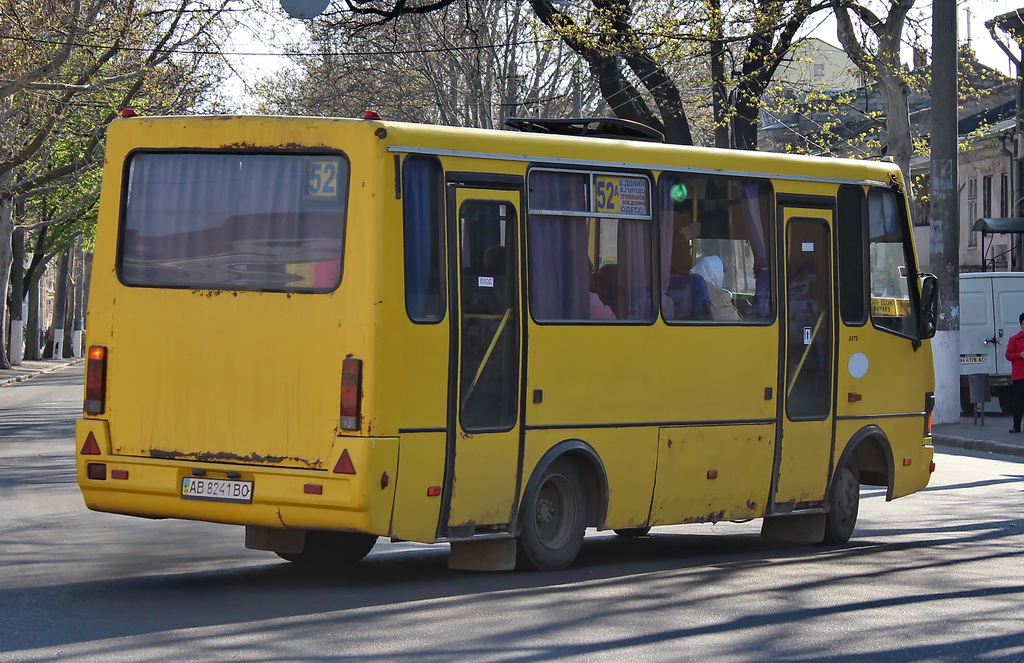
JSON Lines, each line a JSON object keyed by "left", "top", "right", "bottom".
{"left": 929, "top": 0, "right": 959, "bottom": 423}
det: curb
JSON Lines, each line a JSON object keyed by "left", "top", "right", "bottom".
{"left": 0, "top": 359, "right": 84, "bottom": 387}
{"left": 932, "top": 434, "right": 1024, "bottom": 458}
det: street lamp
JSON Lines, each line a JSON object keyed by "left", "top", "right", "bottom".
{"left": 279, "top": 0, "right": 328, "bottom": 19}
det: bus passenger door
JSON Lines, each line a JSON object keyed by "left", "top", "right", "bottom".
{"left": 774, "top": 210, "right": 835, "bottom": 509}
{"left": 442, "top": 183, "right": 523, "bottom": 537}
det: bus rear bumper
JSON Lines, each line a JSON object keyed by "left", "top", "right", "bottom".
{"left": 75, "top": 419, "right": 399, "bottom": 536}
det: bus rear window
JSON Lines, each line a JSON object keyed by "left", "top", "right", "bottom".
{"left": 119, "top": 152, "right": 348, "bottom": 292}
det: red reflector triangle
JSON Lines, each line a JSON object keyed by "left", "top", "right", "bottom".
{"left": 81, "top": 432, "right": 101, "bottom": 455}
{"left": 334, "top": 449, "right": 356, "bottom": 475}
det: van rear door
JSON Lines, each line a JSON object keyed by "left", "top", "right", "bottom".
{"left": 992, "top": 276, "right": 1024, "bottom": 377}
{"left": 959, "top": 276, "right": 997, "bottom": 374}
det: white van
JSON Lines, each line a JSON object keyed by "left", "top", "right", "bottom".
{"left": 959, "top": 272, "right": 1024, "bottom": 413}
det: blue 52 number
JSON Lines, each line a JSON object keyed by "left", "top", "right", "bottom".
{"left": 595, "top": 179, "right": 618, "bottom": 211}
{"left": 308, "top": 160, "right": 338, "bottom": 197}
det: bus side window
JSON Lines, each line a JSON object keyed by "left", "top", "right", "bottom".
{"left": 403, "top": 155, "right": 445, "bottom": 322}
{"left": 867, "top": 187, "right": 919, "bottom": 336}
{"left": 527, "top": 169, "right": 654, "bottom": 323}
{"left": 659, "top": 174, "right": 773, "bottom": 323}
{"left": 837, "top": 185, "right": 868, "bottom": 325}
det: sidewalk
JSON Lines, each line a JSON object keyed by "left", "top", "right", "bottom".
{"left": 933, "top": 412, "right": 1024, "bottom": 458}
{"left": 0, "top": 357, "right": 83, "bottom": 387}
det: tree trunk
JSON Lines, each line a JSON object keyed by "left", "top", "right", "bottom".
{"left": 10, "top": 228, "right": 24, "bottom": 365}
{"left": 0, "top": 186, "right": 14, "bottom": 370}
{"left": 73, "top": 241, "right": 87, "bottom": 356}
{"left": 49, "top": 251, "right": 70, "bottom": 360}
{"left": 25, "top": 265, "right": 43, "bottom": 361}
{"left": 880, "top": 73, "right": 913, "bottom": 174}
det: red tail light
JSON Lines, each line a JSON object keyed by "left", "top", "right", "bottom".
{"left": 340, "top": 357, "right": 362, "bottom": 431}
{"left": 85, "top": 346, "right": 108, "bottom": 414}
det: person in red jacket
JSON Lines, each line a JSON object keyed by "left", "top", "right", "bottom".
{"left": 1005, "top": 312, "right": 1024, "bottom": 433}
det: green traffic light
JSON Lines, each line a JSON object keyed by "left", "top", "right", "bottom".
{"left": 670, "top": 182, "right": 689, "bottom": 202}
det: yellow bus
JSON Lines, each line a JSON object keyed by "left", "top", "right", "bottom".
{"left": 76, "top": 114, "right": 938, "bottom": 571}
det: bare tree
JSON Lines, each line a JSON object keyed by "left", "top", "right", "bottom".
{"left": 280, "top": 0, "right": 823, "bottom": 148}
{"left": 830, "top": 0, "right": 919, "bottom": 177}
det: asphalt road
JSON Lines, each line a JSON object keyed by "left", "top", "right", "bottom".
{"left": 1, "top": 367, "right": 1023, "bottom": 662}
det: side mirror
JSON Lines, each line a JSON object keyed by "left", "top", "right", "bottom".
{"left": 918, "top": 273, "right": 938, "bottom": 339}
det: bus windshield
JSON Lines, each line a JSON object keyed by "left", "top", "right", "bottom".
{"left": 119, "top": 152, "right": 348, "bottom": 292}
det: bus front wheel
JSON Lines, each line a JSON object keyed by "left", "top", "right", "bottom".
{"left": 517, "top": 459, "right": 586, "bottom": 571}
{"left": 276, "top": 530, "right": 377, "bottom": 565}
{"left": 822, "top": 462, "right": 859, "bottom": 544}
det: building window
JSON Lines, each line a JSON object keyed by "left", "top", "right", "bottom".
{"left": 983, "top": 174, "right": 993, "bottom": 217}
{"left": 1001, "top": 172, "right": 1009, "bottom": 217}
{"left": 967, "top": 177, "right": 978, "bottom": 248}
{"left": 813, "top": 63, "right": 825, "bottom": 78}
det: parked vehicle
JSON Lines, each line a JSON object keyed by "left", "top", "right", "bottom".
{"left": 959, "top": 272, "right": 1024, "bottom": 414}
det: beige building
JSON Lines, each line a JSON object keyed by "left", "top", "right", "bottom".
{"left": 773, "top": 37, "right": 862, "bottom": 93}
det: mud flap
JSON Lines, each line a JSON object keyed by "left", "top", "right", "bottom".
{"left": 448, "top": 538, "right": 517, "bottom": 571}
{"left": 760, "top": 513, "right": 825, "bottom": 544}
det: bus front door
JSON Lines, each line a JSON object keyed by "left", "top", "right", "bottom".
{"left": 774, "top": 210, "right": 836, "bottom": 509}
{"left": 442, "top": 184, "right": 523, "bottom": 537}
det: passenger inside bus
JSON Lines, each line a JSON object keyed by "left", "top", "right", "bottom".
{"left": 691, "top": 255, "right": 742, "bottom": 321}
{"left": 664, "top": 247, "right": 711, "bottom": 321}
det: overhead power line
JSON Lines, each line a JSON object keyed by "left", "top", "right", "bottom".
{"left": 0, "top": 33, "right": 560, "bottom": 58}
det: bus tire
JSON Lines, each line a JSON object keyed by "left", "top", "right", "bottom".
{"left": 517, "top": 459, "right": 586, "bottom": 571}
{"left": 613, "top": 526, "right": 651, "bottom": 537}
{"left": 276, "top": 530, "right": 377, "bottom": 565}
{"left": 822, "top": 462, "right": 860, "bottom": 545}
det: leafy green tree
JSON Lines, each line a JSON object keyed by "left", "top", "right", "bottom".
{"left": 0, "top": 0, "right": 240, "bottom": 366}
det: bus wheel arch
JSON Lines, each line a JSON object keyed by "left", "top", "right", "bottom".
{"left": 514, "top": 440, "right": 609, "bottom": 570}
{"left": 838, "top": 425, "right": 895, "bottom": 500}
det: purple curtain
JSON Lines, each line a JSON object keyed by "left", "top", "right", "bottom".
{"left": 528, "top": 171, "right": 589, "bottom": 320}
{"left": 122, "top": 153, "right": 346, "bottom": 291}
{"left": 617, "top": 218, "right": 653, "bottom": 319}
{"left": 739, "top": 181, "right": 771, "bottom": 319}
{"left": 658, "top": 180, "right": 678, "bottom": 318}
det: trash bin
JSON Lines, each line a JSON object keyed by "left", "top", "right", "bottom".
{"left": 968, "top": 373, "right": 990, "bottom": 405}
{"left": 968, "top": 373, "right": 990, "bottom": 425}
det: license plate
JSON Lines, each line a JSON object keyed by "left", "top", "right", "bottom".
{"left": 960, "top": 355, "right": 989, "bottom": 364}
{"left": 181, "top": 476, "right": 253, "bottom": 503}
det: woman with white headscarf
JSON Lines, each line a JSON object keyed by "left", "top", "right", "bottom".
{"left": 691, "top": 255, "right": 742, "bottom": 321}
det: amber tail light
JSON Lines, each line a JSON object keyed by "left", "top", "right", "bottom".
{"left": 340, "top": 357, "right": 363, "bottom": 431}
{"left": 84, "top": 346, "right": 108, "bottom": 414}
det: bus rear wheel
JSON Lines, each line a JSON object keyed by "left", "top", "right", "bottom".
{"left": 822, "top": 462, "right": 859, "bottom": 544}
{"left": 517, "top": 459, "right": 585, "bottom": 571}
{"left": 276, "top": 530, "right": 377, "bottom": 565}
